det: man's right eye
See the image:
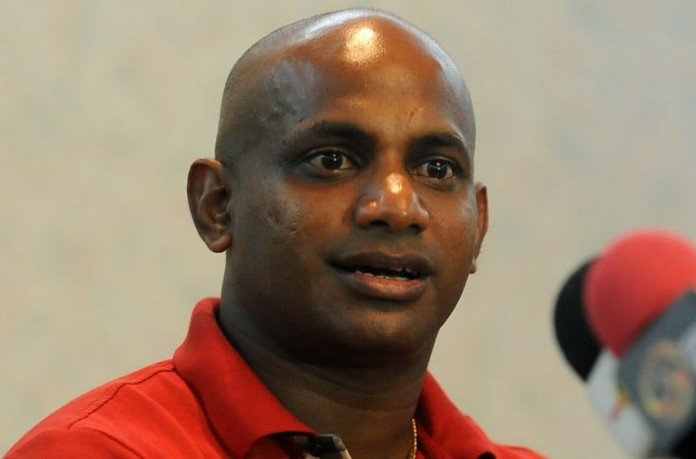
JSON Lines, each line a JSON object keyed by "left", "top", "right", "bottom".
{"left": 305, "top": 150, "right": 356, "bottom": 172}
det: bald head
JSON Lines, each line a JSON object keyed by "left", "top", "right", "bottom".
{"left": 214, "top": 8, "right": 475, "bottom": 170}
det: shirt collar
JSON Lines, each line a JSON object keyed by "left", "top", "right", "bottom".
{"left": 416, "top": 372, "right": 498, "bottom": 458}
{"left": 173, "top": 297, "right": 313, "bottom": 457}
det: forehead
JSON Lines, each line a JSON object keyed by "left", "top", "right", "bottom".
{"left": 220, "top": 14, "right": 475, "bottom": 161}
{"left": 304, "top": 20, "right": 463, "bottom": 95}
{"left": 277, "top": 25, "right": 469, "bottom": 131}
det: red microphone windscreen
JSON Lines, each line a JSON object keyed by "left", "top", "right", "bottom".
{"left": 584, "top": 229, "right": 696, "bottom": 357}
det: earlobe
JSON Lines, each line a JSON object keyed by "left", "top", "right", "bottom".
{"left": 469, "top": 182, "right": 489, "bottom": 274}
{"left": 187, "top": 158, "right": 233, "bottom": 253}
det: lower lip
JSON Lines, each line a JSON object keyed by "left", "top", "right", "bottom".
{"left": 335, "top": 270, "right": 427, "bottom": 302}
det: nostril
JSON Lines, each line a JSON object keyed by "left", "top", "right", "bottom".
{"left": 366, "top": 219, "right": 390, "bottom": 229}
{"left": 354, "top": 181, "right": 429, "bottom": 233}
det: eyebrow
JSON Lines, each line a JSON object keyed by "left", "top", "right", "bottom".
{"left": 286, "top": 120, "right": 471, "bottom": 157}
{"left": 413, "top": 132, "right": 471, "bottom": 158}
{"left": 287, "top": 120, "right": 373, "bottom": 145}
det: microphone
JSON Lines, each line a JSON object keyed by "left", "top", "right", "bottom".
{"left": 584, "top": 229, "right": 696, "bottom": 456}
{"left": 553, "top": 259, "right": 656, "bottom": 456}
{"left": 584, "top": 229, "right": 696, "bottom": 356}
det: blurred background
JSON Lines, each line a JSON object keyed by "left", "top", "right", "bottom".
{"left": 2, "top": 1, "right": 695, "bottom": 457}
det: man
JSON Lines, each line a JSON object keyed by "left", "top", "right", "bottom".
{"left": 8, "top": 8, "right": 544, "bottom": 458}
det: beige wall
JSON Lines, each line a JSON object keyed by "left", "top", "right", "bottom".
{"left": 2, "top": 1, "right": 696, "bottom": 457}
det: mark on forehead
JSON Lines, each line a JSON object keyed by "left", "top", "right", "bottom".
{"left": 263, "top": 59, "right": 319, "bottom": 124}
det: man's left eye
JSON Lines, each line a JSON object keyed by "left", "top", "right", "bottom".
{"left": 412, "top": 159, "right": 458, "bottom": 180}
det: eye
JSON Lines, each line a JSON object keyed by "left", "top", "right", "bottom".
{"left": 304, "top": 149, "right": 357, "bottom": 174}
{"left": 411, "top": 159, "right": 459, "bottom": 180}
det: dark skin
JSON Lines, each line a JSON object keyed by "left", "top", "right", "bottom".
{"left": 187, "top": 9, "right": 488, "bottom": 459}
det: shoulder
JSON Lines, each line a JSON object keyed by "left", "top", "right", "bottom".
{"left": 6, "top": 360, "right": 204, "bottom": 457}
{"left": 6, "top": 427, "right": 141, "bottom": 458}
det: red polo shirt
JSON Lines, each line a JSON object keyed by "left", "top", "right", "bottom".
{"left": 7, "top": 297, "right": 544, "bottom": 458}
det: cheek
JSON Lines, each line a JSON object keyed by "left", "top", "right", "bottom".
{"left": 249, "top": 186, "right": 329, "bottom": 259}
{"left": 233, "top": 182, "right": 293, "bottom": 258}
{"left": 264, "top": 197, "right": 301, "bottom": 245}
{"left": 232, "top": 189, "right": 309, "bottom": 296}
{"left": 433, "top": 199, "right": 478, "bottom": 276}
{"left": 439, "top": 198, "right": 476, "bottom": 245}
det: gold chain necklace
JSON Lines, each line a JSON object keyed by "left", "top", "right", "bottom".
{"left": 408, "top": 418, "right": 417, "bottom": 459}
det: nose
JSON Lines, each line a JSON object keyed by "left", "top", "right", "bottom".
{"left": 354, "top": 171, "right": 429, "bottom": 233}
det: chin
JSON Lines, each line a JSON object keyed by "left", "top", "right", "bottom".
{"left": 318, "top": 320, "right": 438, "bottom": 366}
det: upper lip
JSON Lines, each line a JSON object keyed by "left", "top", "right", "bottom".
{"left": 330, "top": 251, "right": 435, "bottom": 278}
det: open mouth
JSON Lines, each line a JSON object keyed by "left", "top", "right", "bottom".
{"left": 330, "top": 251, "right": 432, "bottom": 300}
{"left": 331, "top": 251, "right": 432, "bottom": 282}
{"left": 346, "top": 265, "right": 421, "bottom": 281}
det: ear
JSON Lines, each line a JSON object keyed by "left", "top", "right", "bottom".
{"left": 187, "top": 158, "right": 232, "bottom": 253}
{"left": 469, "top": 182, "right": 489, "bottom": 274}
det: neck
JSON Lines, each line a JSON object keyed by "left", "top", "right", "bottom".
{"left": 218, "top": 304, "right": 433, "bottom": 459}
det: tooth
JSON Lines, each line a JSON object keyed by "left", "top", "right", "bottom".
{"left": 351, "top": 267, "right": 414, "bottom": 281}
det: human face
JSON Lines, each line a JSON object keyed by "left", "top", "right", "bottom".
{"left": 225, "top": 22, "right": 487, "bottom": 364}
